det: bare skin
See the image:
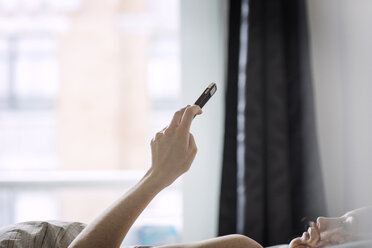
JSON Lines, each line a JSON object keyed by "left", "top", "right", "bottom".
{"left": 68, "top": 105, "right": 262, "bottom": 248}
{"left": 289, "top": 207, "right": 372, "bottom": 248}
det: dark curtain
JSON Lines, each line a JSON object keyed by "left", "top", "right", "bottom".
{"left": 218, "top": 0, "right": 327, "bottom": 246}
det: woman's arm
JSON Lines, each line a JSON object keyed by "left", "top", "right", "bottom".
{"left": 68, "top": 105, "right": 202, "bottom": 248}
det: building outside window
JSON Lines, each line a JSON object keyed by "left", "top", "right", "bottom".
{"left": 0, "top": 0, "right": 182, "bottom": 245}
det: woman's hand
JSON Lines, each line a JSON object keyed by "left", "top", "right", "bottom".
{"left": 149, "top": 105, "right": 202, "bottom": 188}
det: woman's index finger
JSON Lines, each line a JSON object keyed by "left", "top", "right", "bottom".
{"left": 179, "top": 105, "right": 202, "bottom": 132}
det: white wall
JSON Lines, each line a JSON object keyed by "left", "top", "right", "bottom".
{"left": 307, "top": 0, "right": 372, "bottom": 216}
{"left": 180, "top": 0, "right": 227, "bottom": 242}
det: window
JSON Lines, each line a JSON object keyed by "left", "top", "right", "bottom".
{"left": 0, "top": 0, "right": 181, "bottom": 246}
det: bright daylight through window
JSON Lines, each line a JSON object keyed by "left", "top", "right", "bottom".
{"left": 0, "top": 0, "right": 181, "bottom": 246}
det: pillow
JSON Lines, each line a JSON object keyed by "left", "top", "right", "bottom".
{"left": 265, "top": 240, "right": 372, "bottom": 248}
{"left": 326, "top": 240, "right": 372, "bottom": 247}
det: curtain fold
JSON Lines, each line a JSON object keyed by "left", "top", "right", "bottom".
{"left": 218, "top": 0, "right": 241, "bottom": 236}
{"left": 218, "top": 0, "right": 327, "bottom": 246}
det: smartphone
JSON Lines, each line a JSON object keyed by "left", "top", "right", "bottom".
{"left": 194, "top": 83, "right": 217, "bottom": 109}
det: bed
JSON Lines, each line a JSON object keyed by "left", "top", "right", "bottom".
{"left": 1, "top": 221, "right": 371, "bottom": 248}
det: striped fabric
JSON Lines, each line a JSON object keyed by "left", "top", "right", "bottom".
{"left": 0, "top": 221, "right": 86, "bottom": 248}
{"left": 0, "top": 221, "right": 152, "bottom": 248}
